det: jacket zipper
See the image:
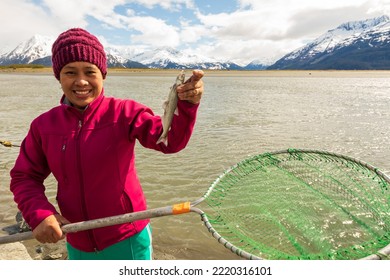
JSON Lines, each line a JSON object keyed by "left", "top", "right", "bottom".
{"left": 76, "top": 120, "right": 83, "bottom": 138}
{"left": 75, "top": 118, "right": 99, "bottom": 251}
{"left": 61, "top": 137, "right": 68, "bottom": 184}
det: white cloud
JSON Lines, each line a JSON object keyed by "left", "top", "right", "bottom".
{"left": 189, "top": 0, "right": 390, "bottom": 63}
{"left": 0, "top": 0, "right": 61, "bottom": 50}
{"left": 1, "top": 0, "right": 390, "bottom": 64}
{"left": 39, "top": 0, "right": 185, "bottom": 48}
{"left": 238, "top": 0, "right": 369, "bottom": 10}
{"left": 125, "top": 0, "right": 195, "bottom": 10}
{"left": 367, "top": 0, "right": 390, "bottom": 14}
{"left": 196, "top": 0, "right": 384, "bottom": 41}
{"left": 41, "top": 0, "right": 126, "bottom": 28}
{"left": 124, "top": 16, "right": 181, "bottom": 47}
{"left": 179, "top": 22, "right": 207, "bottom": 44}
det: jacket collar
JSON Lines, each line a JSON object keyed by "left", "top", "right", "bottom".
{"left": 60, "top": 88, "right": 105, "bottom": 118}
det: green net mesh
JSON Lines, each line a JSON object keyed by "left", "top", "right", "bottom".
{"left": 204, "top": 149, "right": 390, "bottom": 260}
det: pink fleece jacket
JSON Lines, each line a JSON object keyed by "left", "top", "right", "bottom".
{"left": 10, "top": 90, "right": 199, "bottom": 252}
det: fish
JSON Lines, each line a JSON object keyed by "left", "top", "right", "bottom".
{"left": 156, "top": 70, "right": 185, "bottom": 145}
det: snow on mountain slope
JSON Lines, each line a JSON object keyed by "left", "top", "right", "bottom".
{"left": 4, "top": 16, "right": 389, "bottom": 70}
{"left": 2, "top": 35, "right": 54, "bottom": 64}
{"left": 284, "top": 15, "right": 390, "bottom": 61}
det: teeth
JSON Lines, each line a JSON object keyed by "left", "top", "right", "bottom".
{"left": 75, "top": 90, "right": 90, "bottom": 95}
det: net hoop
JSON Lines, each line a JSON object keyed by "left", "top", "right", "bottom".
{"left": 195, "top": 148, "right": 390, "bottom": 260}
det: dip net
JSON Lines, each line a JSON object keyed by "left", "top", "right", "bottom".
{"left": 202, "top": 149, "right": 390, "bottom": 260}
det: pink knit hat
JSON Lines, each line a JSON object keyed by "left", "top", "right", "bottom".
{"left": 51, "top": 28, "right": 107, "bottom": 80}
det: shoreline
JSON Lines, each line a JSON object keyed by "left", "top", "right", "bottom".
{"left": 0, "top": 67, "right": 390, "bottom": 78}
{"left": 0, "top": 237, "right": 177, "bottom": 260}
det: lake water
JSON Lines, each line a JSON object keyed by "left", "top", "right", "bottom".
{"left": 1, "top": 70, "right": 390, "bottom": 259}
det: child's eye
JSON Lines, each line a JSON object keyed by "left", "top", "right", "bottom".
{"left": 65, "top": 71, "right": 75, "bottom": 75}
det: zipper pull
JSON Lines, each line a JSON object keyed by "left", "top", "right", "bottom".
{"left": 62, "top": 137, "right": 67, "bottom": 152}
{"left": 76, "top": 119, "right": 83, "bottom": 138}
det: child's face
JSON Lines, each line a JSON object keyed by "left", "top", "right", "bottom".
{"left": 59, "top": 61, "right": 104, "bottom": 110}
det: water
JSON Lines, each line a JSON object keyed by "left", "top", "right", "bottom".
{"left": 1, "top": 70, "right": 390, "bottom": 259}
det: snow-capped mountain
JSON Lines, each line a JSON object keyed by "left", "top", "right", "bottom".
{"left": 130, "top": 47, "right": 244, "bottom": 69}
{"left": 3, "top": 15, "right": 390, "bottom": 70}
{"left": 268, "top": 15, "right": 390, "bottom": 69}
{"left": 0, "top": 36, "right": 249, "bottom": 70}
{"left": 0, "top": 35, "right": 54, "bottom": 65}
{"left": 245, "top": 59, "right": 271, "bottom": 70}
{"left": 133, "top": 47, "right": 203, "bottom": 67}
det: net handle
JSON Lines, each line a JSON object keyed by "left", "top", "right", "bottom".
{"left": 1, "top": 148, "right": 389, "bottom": 260}
{"left": 0, "top": 204, "right": 190, "bottom": 245}
{"left": 0, "top": 203, "right": 261, "bottom": 260}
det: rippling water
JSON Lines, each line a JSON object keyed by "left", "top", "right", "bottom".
{"left": 1, "top": 71, "right": 390, "bottom": 259}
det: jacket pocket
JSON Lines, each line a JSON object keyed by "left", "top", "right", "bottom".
{"left": 120, "top": 190, "right": 134, "bottom": 213}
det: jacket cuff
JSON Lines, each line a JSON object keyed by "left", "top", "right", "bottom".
{"left": 177, "top": 99, "right": 200, "bottom": 115}
{"left": 28, "top": 208, "right": 58, "bottom": 230}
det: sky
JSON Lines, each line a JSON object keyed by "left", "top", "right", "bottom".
{"left": 1, "top": 0, "right": 390, "bottom": 65}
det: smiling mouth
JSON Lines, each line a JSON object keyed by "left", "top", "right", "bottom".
{"left": 73, "top": 90, "right": 92, "bottom": 96}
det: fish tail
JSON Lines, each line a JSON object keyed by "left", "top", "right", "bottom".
{"left": 156, "top": 135, "right": 168, "bottom": 146}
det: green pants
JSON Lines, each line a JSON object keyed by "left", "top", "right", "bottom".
{"left": 66, "top": 224, "right": 153, "bottom": 260}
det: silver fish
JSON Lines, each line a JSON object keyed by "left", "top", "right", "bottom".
{"left": 157, "top": 70, "right": 185, "bottom": 145}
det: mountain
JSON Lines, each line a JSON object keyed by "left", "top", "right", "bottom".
{"left": 268, "top": 15, "right": 390, "bottom": 70}
{"left": 245, "top": 59, "right": 269, "bottom": 70}
{"left": 0, "top": 35, "right": 54, "bottom": 65}
{"left": 106, "top": 53, "right": 148, "bottom": 69}
{"left": 4, "top": 16, "right": 390, "bottom": 70}
{"left": 0, "top": 36, "right": 246, "bottom": 70}
{"left": 130, "top": 47, "right": 244, "bottom": 70}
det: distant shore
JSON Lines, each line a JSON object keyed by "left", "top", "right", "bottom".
{"left": 1, "top": 67, "right": 390, "bottom": 78}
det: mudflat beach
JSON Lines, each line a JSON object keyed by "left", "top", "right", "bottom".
{"left": 1, "top": 67, "right": 390, "bottom": 78}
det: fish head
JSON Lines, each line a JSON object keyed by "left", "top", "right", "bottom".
{"left": 176, "top": 70, "right": 185, "bottom": 85}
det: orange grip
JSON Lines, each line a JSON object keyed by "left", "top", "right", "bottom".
{"left": 172, "top": 202, "right": 191, "bottom": 214}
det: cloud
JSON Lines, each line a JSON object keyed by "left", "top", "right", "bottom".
{"left": 188, "top": 0, "right": 390, "bottom": 63}
{"left": 195, "top": 39, "right": 297, "bottom": 65}
{"left": 238, "top": 0, "right": 369, "bottom": 10}
{"left": 1, "top": 0, "right": 390, "bottom": 64}
{"left": 196, "top": 0, "right": 382, "bottom": 41}
{"left": 0, "top": 0, "right": 61, "bottom": 50}
{"left": 125, "top": 0, "right": 195, "bottom": 10}
{"left": 38, "top": 0, "right": 187, "bottom": 48}
{"left": 367, "top": 0, "right": 390, "bottom": 14}
{"left": 41, "top": 0, "right": 124, "bottom": 28}
{"left": 284, "top": 4, "right": 382, "bottom": 41}
{"left": 124, "top": 16, "right": 181, "bottom": 47}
